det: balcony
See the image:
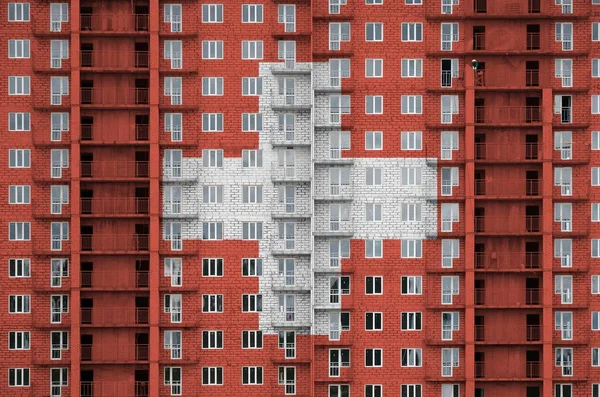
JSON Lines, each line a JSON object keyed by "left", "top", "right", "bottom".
{"left": 475, "top": 361, "right": 541, "bottom": 380}
{"left": 81, "top": 270, "right": 149, "bottom": 290}
{"left": 475, "top": 106, "right": 541, "bottom": 125}
{"left": 474, "top": 69, "right": 543, "bottom": 89}
{"left": 81, "top": 234, "right": 149, "bottom": 253}
{"left": 475, "top": 143, "right": 540, "bottom": 163}
{"left": 271, "top": 161, "right": 311, "bottom": 183}
{"left": 80, "top": 381, "right": 149, "bottom": 397}
{"left": 474, "top": 325, "right": 541, "bottom": 344}
{"left": 81, "top": 343, "right": 149, "bottom": 363}
{"left": 314, "top": 181, "right": 354, "bottom": 201}
{"left": 470, "top": 0, "right": 541, "bottom": 17}
{"left": 81, "top": 307, "right": 149, "bottom": 327}
{"left": 474, "top": 287, "right": 541, "bottom": 307}
{"left": 81, "top": 124, "right": 149, "bottom": 145}
{"left": 475, "top": 252, "right": 541, "bottom": 271}
{"left": 474, "top": 179, "right": 540, "bottom": 198}
{"left": 81, "top": 50, "right": 149, "bottom": 71}
{"left": 81, "top": 161, "right": 149, "bottom": 180}
{"left": 81, "top": 88, "right": 149, "bottom": 108}
{"left": 80, "top": 14, "right": 149, "bottom": 34}
{"left": 270, "top": 93, "right": 312, "bottom": 112}
{"left": 313, "top": 219, "right": 354, "bottom": 237}
{"left": 81, "top": 198, "right": 149, "bottom": 217}
{"left": 475, "top": 216, "right": 540, "bottom": 235}
{"left": 271, "top": 274, "right": 311, "bottom": 292}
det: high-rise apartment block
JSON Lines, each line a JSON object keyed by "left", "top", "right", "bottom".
{"left": 3, "top": 0, "right": 600, "bottom": 396}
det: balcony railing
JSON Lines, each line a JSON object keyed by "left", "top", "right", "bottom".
{"left": 81, "top": 161, "right": 149, "bottom": 179}
{"left": 80, "top": 307, "right": 149, "bottom": 326}
{"left": 81, "top": 270, "right": 149, "bottom": 289}
{"left": 475, "top": 288, "right": 541, "bottom": 306}
{"left": 80, "top": 381, "right": 149, "bottom": 397}
{"left": 474, "top": 179, "right": 540, "bottom": 197}
{"left": 80, "top": 50, "right": 149, "bottom": 69}
{"left": 474, "top": 324, "right": 541, "bottom": 343}
{"left": 475, "top": 361, "right": 540, "bottom": 379}
{"left": 81, "top": 124, "right": 149, "bottom": 142}
{"left": 475, "top": 252, "right": 541, "bottom": 270}
{"left": 81, "top": 88, "right": 149, "bottom": 106}
{"left": 475, "top": 69, "right": 541, "bottom": 88}
{"left": 80, "top": 14, "right": 149, "bottom": 33}
{"left": 81, "top": 234, "right": 149, "bottom": 252}
{"left": 475, "top": 143, "right": 540, "bottom": 162}
{"left": 81, "top": 343, "right": 149, "bottom": 362}
{"left": 81, "top": 198, "right": 149, "bottom": 216}
{"left": 472, "top": 0, "right": 541, "bottom": 15}
{"left": 271, "top": 161, "right": 311, "bottom": 182}
{"left": 475, "top": 216, "right": 540, "bottom": 234}
{"left": 475, "top": 106, "right": 541, "bottom": 124}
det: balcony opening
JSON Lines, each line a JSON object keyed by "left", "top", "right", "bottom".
{"left": 474, "top": 134, "right": 486, "bottom": 159}
{"left": 80, "top": 43, "right": 93, "bottom": 67}
{"left": 135, "top": 333, "right": 149, "bottom": 361}
{"left": 136, "top": 259, "right": 150, "bottom": 288}
{"left": 441, "top": 59, "right": 453, "bottom": 87}
{"left": 135, "top": 42, "right": 149, "bottom": 68}
{"left": 474, "top": 169, "right": 486, "bottom": 195}
{"left": 81, "top": 189, "right": 93, "bottom": 214}
{"left": 81, "top": 261, "right": 93, "bottom": 287}
{"left": 135, "top": 79, "right": 150, "bottom": 105}
{"left": 528, "top": 0, "right": 541, "bottom": 13}
{"left": 81, "top": 298, "right": 93, "bottom": 324}
{"left": 473, "top": 26, "right": 485, "bottom": 50}
{"left": 474, "top": 62, "right": 486, "bottom": 87}
{"left": 557, "top": 95, "right": 572, "bottom": 123}
{"left": 81, "top": 225, "right": 93, "bottom": 251}
{"left": 81, "top": 80, "right": 93, "bottom": 105}
{"left": 135, "top": 296, "right": 149, "bottom": 324}
{"left": 525, "top": 134, "right": 539, "bottom": 160}
{"left": 474, "top": 207, "right": 485, "bottom": 232}
{"left": 474, "top": 315, "right": 484, "bottom": 341}
{"left": 80, "top": 370, "right": 94, "bottom": 397}
{"left": 525, "top": 61, "right": 539, "bottom": 87}
{"left": 81, "top": 116, "right": 93, "bottom": 141}
{"left": 526, "top": 314, "right": 541, "bottom": 341}
{"left": 474, "top": 243, "right": 485, "bottom": 269}
{"left": 474, "top": 98, "right": 485, "bottom": 123}
{"left": 80, "top": 6, "right": 93, "bottom": 31}
{"left": 527, "top": 386, "right": 541, "bottom": 397}
{"left": 474, "top": 279, "right": 485, "bottom": 305}
{"left": 525, "top": 97, "right": 541, "bottom": 123}
{"left": 81, "top": 334, "right": 93, "bottom": 361}
{"left": 135, "top": 370, "right": 149, "bottom": 397}
{"left": 525, "top": 241, "right": 540, "bottom": 269}
{"left": 135, "top": 151, "right": 150, "bottom": 177}
{"left": 475, "top": 389, "right": 485, "bottom": 397}
{"left": 525, "top": 277, "right": 540, "bottom": 305}
{"left": 526, "top": 350, "right": 540, "bottom": 378}
{"left": 525, "top": 170, "right": 539, "bottom": 196}
{"left": 525, "top": 205, "right": 540, "bottom": 233}
{"left": 134, "top": 5, "right": 149, "bottom": 32}
{"left": 135, "top": 187, "right": 150, "bottom": 214}
{"left": 135, "top": 115, "right": 149, "bottom": 141}
{"left": 474, "top": 0, "right": 486, "bottom": 13}
{"left": 475, "top": 351, "right": 485, "bottom": 378}
{"left": 526, "top": 25, "right": 540, "bottom": 50}
{"left": 135, "top": 224, "right": 149, "bottom": 251}
{"left": 81, "top": 152, "right": 93, "bottom": 177}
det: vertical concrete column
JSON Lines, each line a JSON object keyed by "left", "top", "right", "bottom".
{"left": 148, "top": 0, "right": 160, "bottom": 396}
{"left": 464, "top": 62, "right": 475, "bottom": 397}
{"left": 541, "top": 88, "right": 554, "bottom": 397}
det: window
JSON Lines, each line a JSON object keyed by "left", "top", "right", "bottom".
{"left": 593, "top": 348, "right": 600, "bottom": 366}
{"left": 50, "top": 185, "right": 68, "bottom": 215}
{"left": 164, "top": 149, "right": 182, "bottom": 178}
{"left": 442, "top": 239, "right": 460, "bottom": 268}
{"left": 401, "top": 312, "right": 422, "bottom": 331}
{"left": 50, "top": 295, "right": 68, "bottom": 323}
{"left": 242, "top": 149, "right": 263, "bottom": 168}
{"left": 164, "top": 77, "right": 182, "bottom": 105}
{"left": 366, "top": 167, "right": 382, "bottom": 186}
{"left": 202, "top": 258, "right": 223, "bottom": 277}
{"left": 329, "top": 22, "right": 351, "bottom": 50}
{"left": 365, "top": 96, "right": 383, "bottom": 114}
{"left": 555, "top": 384, "right": 572, "bottom": 397}
{"left": 441, "top": 58, "right": 460, "bottom": 87}
{"left": 555, "top": 347, "right": 573, "bottom": 376}
{"left": 242, "top": 185, "right": 263, "bottom": 204}
{"left": 202, "top": 113, "right": 223, "bottom": 132}
{"left": 50, "top": 149, "right": 69, "bottom": 178}
{"left": 594, "top": 384, "right": 600, "bottom": 397}
{"left": 8, "top": 368, "right": 29, "bottom": 386}
{"left": 365, "top": 276, "right": 383, "bottom": 294}
{"left": 401, "top": 240, "right": 422, "bottom": 258}
{"left": 401, "top": 23, "right": 423, "bottom": 41}
{"left": 202, "top": 40, "right": 223, "bottom": 59}
{"left": 365, "top": 22, "right": 383, "bottom": 41}
{"left": 329, "top": 312, "right": 351, "bottom": 340}
{"left": 401, "top": 348, "right": 422, "bottom": 367}
{"left": 202, "top": 149, "right": 224, "bottom": 168}
{"left": 330, "top": 385, "right": 351, "bottom": 396}
{"left": 441, "top": 167, "right": 459, "bottom": 196}
{"left": 365, "top": 385, "right": 382, "bottom": 397}
{"left": 162, "top": 4, "right": 182, "bottom": 33}
{"left": 555, "top": 59, "right": 573, "bottom": 87}
{"left": 242, "top": 113, "right": 262, "bottom": 132}
{"left": 164, "top": 367, "right": 182, "bottom": 395}
{"left": 402, "top": 167, "right": 422, "bottom": 186}
{"left": 164, "top": 294, "right": 182, "bottom": 323}
{"left": 50, "top": 222, "right": 69, "bottom": 251}
{"left": 242, "top": 4, "right": 263, "bottom": 23}
{"left": 50, "top": 259, "right": 68, "bottom": 288}
{"left": 242, "top": 77, "right": 263, "bottom": 96}
{"left": 202, "top": 330, "right": 223, "bottom": 349}
{"left": 242, "top": 222, "right": 263, "bottom": 240}
{"left": 441, "top": 23, "right": 459, "bottom": 50}
{"left": 594, "top": 203, "right": 600, "bottom": 222}
{"left": 242, "top": 294, "right": 262, "bottom": 312}
{"left": 366, "top": 0, "right": 383, "bottom": 3}
{"left": 9, "top": 258, "right": 30, "bottom": 277}
{"left": 278, "top": 5, "right": 296, "bottom": 33}
{"left": 164, "top": 222, "right": 182, "bottom": 251}
{"left": 202, "top": 294, "right": 223, "bottom": 313}
{"left": 365, "top": 312, "right": 383, "bottom": 330}
{"left": 593, "top": 275, "right": 600, "bottom": 294}
{"left": 8, "top": 112, "right": 30, "bottom": 131}
{"left": 8, "top": 3, "right": 30, "bottom": 21}
{"left": 555, "top": 275, "right": 573, "bottom": 304}
{"left": 164, "top": 330, "right": 182, "bottom": 359}
{"left": 202, "top": 77, "right": 223, "bottom": 96}
{"left": 329, "top": 94, "right": 351, "bottom": 123}
{"left": 365, "top": 348, "right": 382, "bottom": 367}
{"left": 401, "top": 96, "right": 422, "bottom": 114}
{"left": 366, "top": 239, "right": 383, "bottom": 258}
{"left": 594, "top": 60, "right": 600, "bottom": 78}
{"left": 50, "top": 368, "right": 68, "bottom": 397}
{"left": 242, "top": 258, "right": 263, "bottom": 276}
{"left": 50, "top": 331, "right": 68, "bottom": 360}
{"left": 8, "top": 331, "right": 30, "bottom": 350}
{"left": 202, "top": 4, "right": 223, "bottom": 22}
{"left": 242, "top": 41, "right": 263, "bottom": 59}
{"left": 50, "top": 3, "right": 68, "bottom": 32}
{"left": 242, "top": 367, "right": 263, "bottom": 385}
{"left": 329, "top": 239, "right": 350, "bottom": 267}
{"left": 278, "top": 366, "right": 295, "bottom": 395}
{"left": 594, "top": 168, "right": 600, "bottom": 186}
{"left": 329, "top": 59, "right": 351, "bottom": 86}
{"left": 202, "top": 222, "right": 223, "bottom": 240}
{"left": 556, "top": 23, "right": 573, "bottom": 51}
{"left": 442, "top": 348, "right": 459, "bottom": 376}
{"left": 8, "top": 39, "right": 29, "bottom": 58}
{"left": 164, "top": 186, "right": 182, "bottom": 215}
{"left": 164, "top": 258, "right": 182, "bottom": 287}
{"left": 401, "top": 385, "right": 422, "bottom": 397}
{"left": 441, "top": 203, "right": 459, "bottom": 232}
{"left": 279, "top": 113, "right": 295, "bottom": 141}
{"left": 9, "top": 185, "right": 30, "bottom": 204}
{"left": 50, "top": 76, "right": 68, "bottom": 105}
{"left": 594, "top": 96, "right": 600, "bottom": 114}
{"left": 202, "top": 185, "right": 223, "bottom": 203}
{"left": 593, "top": 312, "right": 600, "bottom": 330}
{"left": 555, "top": 167, "right": 572, "bottom": 196}
{"left": 202, "top": 367, "right": 224, "bottom": 385}
{"left": 164, "top": 40, "right": 182, "bottom": 69}
{"left": 242, "top": 330, "right": 263, "bottom": 349}
{"left": 9, "top": 222, "right": 30, "bottom": 241}
{"left": 365, "top": 58, "right": 383, "bottom": 78}
{"left": 595, "top": 22, "right": 600, "bottom": 41}
{"left": 554, "top": 203, "right": 572, "bottom": 232}
{"left": 441, "top": 276, "right": 459, "bottom": 304}
{"left": 328, "top": 348, "right": 350, "bottom": 377}
{"left": 441, "top": 95, "right": 459, "bottom": 123}
{"left": 365, "top": 203, "right": 382, "bottom": 222}
{"left": 401, "top": 59, "right": 423, "bottom": 78}
{"left": 402, "top": 203, "right": 422, "bottom": 222}
{"left": 277, "top": 185, "right": 296, "bottom": 214}
{"left": 442, "top": 312, "right": 460, "bottom": 340}
{"left": 401, "top": 276, "right": 422, "bottom": 294}
{"left": 406, "top": 0, "right": 422, "bottom": 3}
{"left": 278, "top": 221, "right": 296, "bottom": 250}
{"left": 594, "top": 239, "right": 600, "bottom": 258}
{"left": 8, "top": 76, "right": 30, "bottom": 95}
{"left": 441, "top": 131, "right": 459, "bottom": 159}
